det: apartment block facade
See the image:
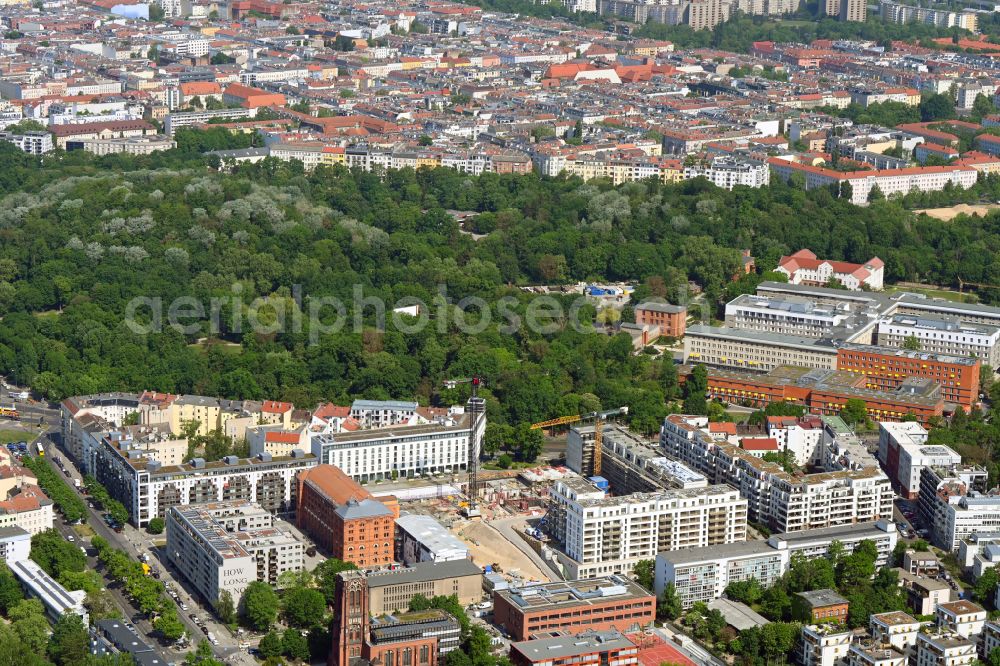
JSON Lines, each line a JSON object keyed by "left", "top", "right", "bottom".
{"left": 548, "top": 479, "right": 747, "bottom": 578}
{"left": 165, "top": 501, "right": 304, "bottom": 604}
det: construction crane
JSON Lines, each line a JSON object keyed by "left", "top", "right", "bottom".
{"left": 530, "top": 407, "right": 628, "bottom": 477}
{"left": 443, "top": 376, "right": 486, "bottom": 518}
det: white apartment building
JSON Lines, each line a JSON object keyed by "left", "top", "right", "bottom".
{"left": 877, "top": 315, "right": 1000, "bottom": 367}
{"left": 879, "top": 1, "right": 978, "bottom": 30}
{"left": 550, "top": 480, "right": 747, "bottom": 579}
{"left": 802, "top": 624, "right": 853, "bottom": 666}
{"left": 653, "top": 519, "right": 898, "bottom": 607}
{"left": 0, "top": 131, "right": 52, "bottom": 154}
{"left": 683, "top": 324, "right": 841, "bottom": 372}
{"left": 683, "top": 157, "right": 770, "bottom": 190}
{"left": 981, "top": 622, "right": 1000, "bottom": 660}
{"left": 848, "top": 643, "right": 907, "bottom": 666}
{"left": 768, "top": 159, "right": 979, "bottom": 207}
{"left": 310, "top": 407, "right": 481, "bottom": 482}
{"left": 92, "top": 435, "right": 315, "bottom": 527}
{"left": 915, "top": 632, "right": 976, "bottom": 666}
{"left": 349, "top": 400, "right": 419, "bottom": 428}
{"left": 725, "top": 295, "right": 855, "bottom": 339}
{"left": 163, "top": 108, "right": 255, "bottom": 135}
{"left": 936, "top": 601, "right": 987, "bottom": 639}
{"left": 661, "top": 414, "right": 894, "bottom": 534}
{"left": 165, "top": 501, "right": 303, "bottom": 604}
{"left": 61, "top": 393, "right": 140, "bottom": 463}
{"left": 871, "top": 611, "right": 920, "bottom": 655}
{"left": 67, "top": 135, "right": 176, "bottom": 156}
{"left": 919, "top": 465, "right": 994, "bottom": 551}
{"left": 654, "top": 540, "right": 786, "bottom": 608}
{"left": 878, "top": 422, "right": 959, "bottom": 499}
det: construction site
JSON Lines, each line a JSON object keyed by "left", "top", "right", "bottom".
{"left": 386, "top": 399, "right": 643, "bottom": 587}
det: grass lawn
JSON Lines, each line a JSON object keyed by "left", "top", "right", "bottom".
{"left": 74, "top": 524, "right": 96, "bottom": 538}
{"left": 0, "top": 429, "right": 32, "bottom": 444}
{"left": 886, "top": 285, "right": 978, "bottom": 304}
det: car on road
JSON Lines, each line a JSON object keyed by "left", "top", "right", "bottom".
{"left": 66, "top": 534, "right": 74, "bottom": 542}
{"left": 200, "top": 626, "right": 209, "bottom": 635}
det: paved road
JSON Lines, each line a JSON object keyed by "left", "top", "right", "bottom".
{"left": 489, "top": 516, "right": 564, "bottom": 581}
{"left": 39, "top": 431, "right": 258, "bottom": 665}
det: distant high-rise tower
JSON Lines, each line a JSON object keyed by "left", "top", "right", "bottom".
{"left": 823, "top": 0, "right": 865, "bottom": 21}
{"left": 329, "top": 571, "right": 369, "bottom": 666}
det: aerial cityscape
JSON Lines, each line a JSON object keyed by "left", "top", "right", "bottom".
{"left": 6, "top": 0, "right": 1000, "bottom": 664}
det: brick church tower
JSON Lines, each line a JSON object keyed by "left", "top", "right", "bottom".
{"left": 329, "top": 570, "right": 370, "bottom": 666}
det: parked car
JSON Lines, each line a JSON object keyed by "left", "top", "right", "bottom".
{"left": 201, "top": 626, "right": 209, "bottom": 635}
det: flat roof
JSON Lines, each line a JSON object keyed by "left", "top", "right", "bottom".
{"left": 796, "top": 589, "right": 848, "bottom": 608}
{"left": 686, "top": 324, "right": 841, "bottom": 353}
{"left": 657, "top": 539, "right": 778, "bottom": 566}
{"left": 769, "top": 521, "right": 893, "bottom": 546}
{"left": 366, "top": 559, "right": 482, "bottom": 588}
{"left": 497, "top": 576, "right": 653, "bottom": 611}
{"left": 512, "top": 630, "right": 635, "bottom": 661}
{"left": 396, "top": 514, "right": 469, "bottom": 556}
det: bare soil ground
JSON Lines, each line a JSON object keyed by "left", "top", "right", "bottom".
{"left": 915, "top": 203, "right": 1000, "bottom": 220}
{"left": 451, "top": 520, "right": 549, "bottom": 582}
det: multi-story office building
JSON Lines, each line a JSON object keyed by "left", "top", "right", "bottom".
{"left": 310, "top": 408, "right": 481, "bottom": 482}
{"left": 493, "top": 577, "right": 655, "bottom": 641}
{"left": 877, "top": 315, "right": 1000, "bottom": 367}
{"left": 683, "top": 324, "right": 841, "bottom": 372}
{"left": 724, "top": 295, "right": 855, "bottom": 338}
{"left": 837, "top": 344, "right": 981, "bottom": 410}
{"left": 802, "top": 624, "right": 853, "bottom": 666}
{"left": 165, "top": 501, "right": 303, "bottom": 604}
{"left": 296, "top": 465, "right": 398, "bottom": 568}
{"left": 699, "top": 365, "right": 945, "bottom": 426}
{"left": 510, "top": 631, "right": 638, "bottom": 666}
{"left": 915, "top": 631, "right": 976, "bottom": 666}
{"left": 654, "top": 519, "right": 897, "bottom": 607}
{"left": 365, "top": 560, "right": 484, "bottom": 615}
{"left": 548, "top": 479, "right": 747, "bottom": 578}
{"left": 878, "top": 422, "right": 960, "bottom": 499}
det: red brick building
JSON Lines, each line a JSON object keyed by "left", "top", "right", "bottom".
{"left": 634, "top": 302, "right": 687, "bottom": 338}
{"left": 297, "top": 465, "right": 399, "bottom": 568}
{"left": 692, "top": 365, "right": 945, "bottom": 425}
{"left": 793, "top": 590, "right": 849, "bottom": 624}
{"left": 836, "top": 344, "right": 980, "bottom": 411}
{"left": 493, "top": 577, "right": 655, "bottom": 642}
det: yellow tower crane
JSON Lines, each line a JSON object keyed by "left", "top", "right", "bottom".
{"left": 530, "top": 407, "right": 628, "bottom": 476}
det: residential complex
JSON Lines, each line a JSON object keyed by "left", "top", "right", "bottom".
{"left": 878, "top": 422, "right": 960, "bottom": 499}
{"left": 547, "top": 478, "right": 748, "bottom": 578}
{"left": 165, "top": 500, "right": 304, "bottom": 604}
{"left": 654, "top": 519, "right": 898, "bottom": 607}
{"left": 660, "top": 414, "right": 894, "bottom": 533}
